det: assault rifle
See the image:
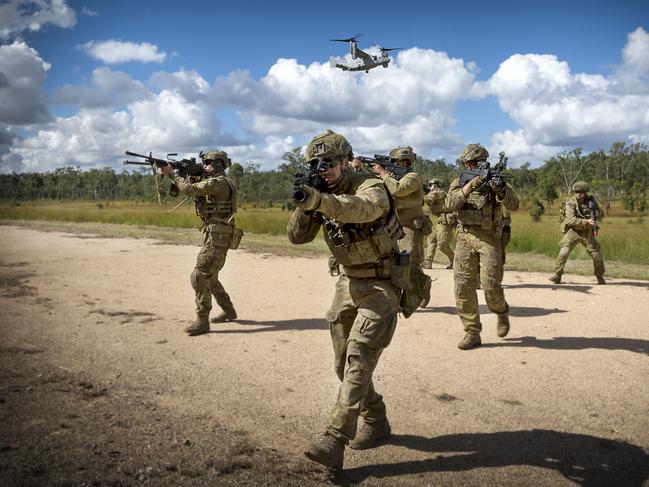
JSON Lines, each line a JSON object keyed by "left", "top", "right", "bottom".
{"left": 458, "top": 151, "right": 511, "bottom": 195}
{"left": 124, "top": 151, "right": 204, "bottom": 178}
{"left": 355, "top": 155, "right": 411, "bottom": 180}
{"left": 124, "top": 150, "right": 205, "bottom": 205}
{"left": 292, "top": 157, "right": 331, "bottom": 203}
{"left": 588, "top": 196, "right": 600, "bottom": 237}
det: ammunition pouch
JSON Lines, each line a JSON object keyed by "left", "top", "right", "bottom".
{"left": 500, "top": 225, "right": 511, "bottom": 247}
{"left": 390, "top": 252, "right": 411, "bottom": 289}
{"left": 391, "top": 251, "right": 427, "bottom": 319}
{"left": 324, "top": 210, "right": 402, "bottom": 268}
{"left": 196, "top": 200, "right": 233, "bottom": 221}
{"left": 457, "top": 205, "right": 493, "bottom": 230}
{"left": 229, "top": 227, "right": 244, "bottom": 250}
{"left": 438, "top": 212, "right": 456, "bottom": 225}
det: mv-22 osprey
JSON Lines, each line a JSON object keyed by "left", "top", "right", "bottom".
{"left": 329, "top": 34, "right": 402, "bottom": 73}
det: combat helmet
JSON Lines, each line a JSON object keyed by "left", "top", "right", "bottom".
{"left": 389, "top": 146, "right": 416, "bottom": 165}
{"left": 305, "top": 129, "right": 353, "bottom": 161}
{"left": 429, "top": 178, "right": 443, "bottom": 187}
{"left": 201, "top": 149, "right": 231, "bottom": 168}
{"left": 572, "top": 181, "right": 590, "bottom": 192}
{"left": 460, "top": 143, "right": 489, "bottom": 164}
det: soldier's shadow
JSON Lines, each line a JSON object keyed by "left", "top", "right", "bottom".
{"left": 605, "top": 280, "right": 649, "bottom": 288}
{"left": 482, "top": 335, "right": 649, "bottom": 356}
{"left": 209, "top": 318, "right": 327, "bottom": 334}
{"left": 503, "top": 283, "right": 594, "bottom": 294}
{"left": 337, "top": 429, "right": 649, "bottom": 486}
{"left": 419, "top": 305, "right": 566, "bottom": 317}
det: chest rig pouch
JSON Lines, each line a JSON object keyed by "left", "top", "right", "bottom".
{"left": 194, "top": 175, "right": 237, "bottom": 222}
{"left": 323, "top": 193, "right": 403, "bottom": 269}
{"left": 457, "top": 191, "right": 495, "bottom": 230}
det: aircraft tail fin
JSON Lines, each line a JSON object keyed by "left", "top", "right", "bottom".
{"left": 329, "top": 56, "right": 336, "bottom": 68}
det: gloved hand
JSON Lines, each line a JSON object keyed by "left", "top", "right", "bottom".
{"left": 295, "top": 185, "right": 321, "bottom": 212}
{"left": 489, "top": 178, "right": 506, "bottom": 193}
{"left": 468, "top": 175, "right": 486, "bottom": 191}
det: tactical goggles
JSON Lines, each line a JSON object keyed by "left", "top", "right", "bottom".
{"left": 203, "top": 159, "right": 225, "bottom": 166}
{"left": 319, "top": 157, "right": 342, "bottom": 168}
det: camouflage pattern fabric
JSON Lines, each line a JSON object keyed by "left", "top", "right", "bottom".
{"left": 424, "top": 187, "right": 455, "bottom": 264}
{"left": 172, "top": 173, "right": 236, "bottom": 320}
{"left": 446, "top": 178, "right": 519, "bottom": 333}
{"left": 553, "top": 195, "right": 605, "bottom": 278}
{"left": 287, "top": 167, "right": 400, "bottom": 443}
{"left": 325, "top": 275, "right": 398, "bottom": 440}
{"left": 380, "top": 170, "right": 429, "bottom": 304}
{"left": 425, "top": 222, "right": 455, "bottom": 264}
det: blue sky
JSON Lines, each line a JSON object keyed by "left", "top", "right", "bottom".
{"left": 1, "top": 0, "right": 648, "bottom": 173}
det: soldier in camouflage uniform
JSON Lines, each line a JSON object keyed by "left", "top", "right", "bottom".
{"left": 423, "top": 178, "right": 455, "bottom": 269}
{"left": 371, "top": 146, "right": 432, "bottom": 308}
{"left": 446, "top": 144, "right": 519, "bottom": 350}
{"left": 549, "top": 181, "right": 606, "bottom": 285}
{"left": 161, "top": 150, "right": 239, "bottom": 336}
{"left": 288, "top": 130, "right": 403, "bottom": 470}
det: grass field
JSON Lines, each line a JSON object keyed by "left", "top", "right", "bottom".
{"left": 1, "top": 199, "right": 647, "bottom": 279}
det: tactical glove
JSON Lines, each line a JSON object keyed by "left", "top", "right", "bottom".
{"left": 468, "top": 175, "right": 486, "bottom": 191}
{"left": 489, "top": 178, "right": 506, "bottom": 193}
{"left": 295, "top": 185, "right": 321, "bottom": 212}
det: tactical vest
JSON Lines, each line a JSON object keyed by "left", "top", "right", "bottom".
{"left": 561, "top": 197, "right": 593, "bottom": 233}
{"left": 426, "top": 189, "right": 456, "bottom": 225}
{"left": 195, "top": 175, "right": 237, "bottom": 224}
{"left": 323, "top": 176, "right": 403, "bottom": 278}
{"left": 457, "top": 190, "right": 502, "bottom": 232}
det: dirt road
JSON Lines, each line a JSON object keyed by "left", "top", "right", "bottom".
{"left": 1, "top": 225, "right": 648, "bottom": 486}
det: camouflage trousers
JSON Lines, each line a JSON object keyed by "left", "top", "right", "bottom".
{"left": 401, "top": 225, "right": 425, "bottom": 265}
{"left": 553, "top": 229, "right": 605, "bottom": 277}
{"left": 424, "top": 222, "right": 455, "bottom": 264}
{"left": 324, "top": 275, "right": 399, "bottom": 443}
{"left": 190, "top": 226, "right": 234, "bottom": 320}
{"left": 453, "top": 228, "right": 509, "bottom": 333}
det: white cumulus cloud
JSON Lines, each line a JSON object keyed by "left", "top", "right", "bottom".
{"left": 51, "top": 67, "right": 150, "bottom": 108}
{"left": 0, "top": 40, "right": 51, "bottom": 125}
{"left": 0, "top": 0, "right": 76, "bottom": 39}
{"left": 81, "top": 39, "right": 167, "bottom": 64}
{"left": 486, "top": 29, "right": 649, "bottom": 163}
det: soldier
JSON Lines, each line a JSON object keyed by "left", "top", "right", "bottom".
{"left": 161, "top": 150, "right": 240, "bottom": 336}
{"left": 370, "top": 146, "right": 432, "bottom": 308}
{"left": 288, "top": 130, "right": 403, "bottom": 470}
{"left": 446, "top": 143, "right": 519, "bottom": 350}
{"left": 549, "top": 181, "right": 605, "bottom": 284}
{"left": 423, "top": 178, "right": 456, "bottom": 269}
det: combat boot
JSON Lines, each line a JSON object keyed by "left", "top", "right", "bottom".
{"left": 446, "top": 262, "right": 454, "bottom": 269}
{"left": 304, "top": 433, "right": 345, "bottom": 470}
{"left": 349, "top": 418, "right": 391, "bottom": 450}
{"left": 548, "top": 274, "right": 562, "bottom": 284}
{"left": 184, "top": 317, "right": 210, "bottom": 336}
{"left": 496, "top": 313, "right": 510, "bottom": 338}
{"left": 421, "top": 260, "right": 432, "bottom": 269}
{"left": 457, "top": 331, "right": 481, "bottom": 350}
{"left": 419, "top": 276, "right": 432, "bottom": 308}
{"left": 596, "top": 276, "right": 606, "bottom": 285}
{"left": 210, "top": 308, "right": 237, "bottom": 323}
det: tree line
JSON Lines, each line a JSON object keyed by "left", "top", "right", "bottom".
{"left": 1, "top": 141, "right": 647, "bottom": 213}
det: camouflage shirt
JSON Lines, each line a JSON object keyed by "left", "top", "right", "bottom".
{"left": 380, "top": 172, "right": 424, "bottom": 224}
